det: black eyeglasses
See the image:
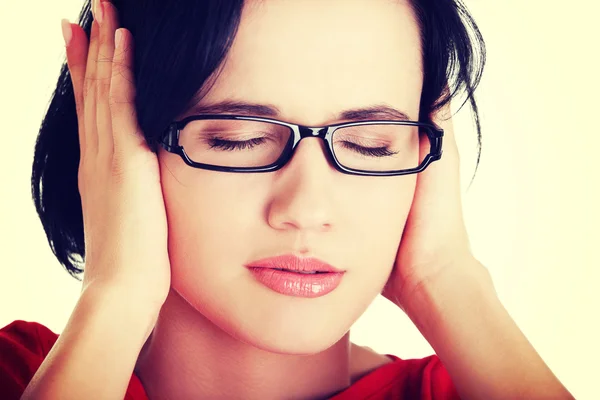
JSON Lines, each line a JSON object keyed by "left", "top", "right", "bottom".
{"left": 160, "top": 115, "right": 443, "bottom": 176}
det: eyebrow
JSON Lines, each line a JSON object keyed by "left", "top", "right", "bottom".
{"left": 181, "top": 100, "right": 412, "bottom": 123}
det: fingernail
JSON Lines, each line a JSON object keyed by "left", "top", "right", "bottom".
{"left": 61, "top": 19, "right": 72, "bottom": 47}
{"left": 115, "top": 29, "right": 123, "bottom": 49}
{"left": 96, "top": 1, "right": 104, "bottom": 24}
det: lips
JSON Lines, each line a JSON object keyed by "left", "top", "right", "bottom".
{"left": 269, "top": 268, "right": 323, "bottom": 274}
{"left": 245, "top": 254, "right": 345, "bottom": 298}
{"left": 245, "top": 254, "right": 343, "bottom": 273}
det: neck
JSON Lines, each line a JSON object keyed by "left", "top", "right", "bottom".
{"left": 134, "top": 288, "right": 355, "bottom": 400}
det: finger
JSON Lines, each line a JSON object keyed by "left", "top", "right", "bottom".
{"left": 83, "top": 20, "right": 101, "bottom": 157}
{"left": 95, "top": 1, "right": 121, "bottom": 160}
{"left": 431, "top": 101, "right": 455, "bottom": 141}
{"left": 423, "top": 101, "right": 469, "bottom": 246}
{"left": 90, "top": 0, "right": 99, "bottom": 21}
{"left": 411, "top": 101, "right": 462, "bottom": 227}
{"left": 430, "top": 101, "right": 459, "bottom": 171}
{"left": 110, "top": 28, "right": 149, "bottom": 159}
{"left": 62, "top": 20, "right": 90, "bottom": 162}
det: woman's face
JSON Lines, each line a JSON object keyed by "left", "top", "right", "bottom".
{"left": 158, "top": 0, "right": 423, "bottom": 354}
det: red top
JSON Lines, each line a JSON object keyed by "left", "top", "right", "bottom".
{"left": 0, "top": 320, "right": 461, "bottom": 399}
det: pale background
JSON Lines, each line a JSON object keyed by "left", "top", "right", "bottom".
{"left": 1, "top": 1, "right": 598, "bottom": 398}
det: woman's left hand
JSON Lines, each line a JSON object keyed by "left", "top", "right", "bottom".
{"left": 382, "top": 101, "right": 490, "bottom": 311}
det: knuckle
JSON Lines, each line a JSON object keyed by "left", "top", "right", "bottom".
{"left": 77, "top": 164, "right": 88, "bottom": 192}
{"left": 110, "top": 60, "right": 124, "bottom": 80}
{"left": 69, "top": 59, "right": 87, "bottom": 73}
{"left": 96, "top": 44, "right": 113, "bottom": 65}
{"left": 97, "top": 79, "right": 111, "bottom": 99}
{"left": 108, "top": 93, "right": 133, "bottom": 112}
{"left": 110, "top": 152, "right": 153, "bottom": 182}
{"left": 83, "top": 76, "right": 96, "bottom": 99}
{"left": 82, "top": 77, "right": 92, "bottom": 98}
{"left": 95, "top": 32, "right": 107, "bottom": 52}
{"left": 109, "top": 157, "right": 125, "bottom": 180}
{"left": 74, "top": 101, "right": 85, "bottom": 120}
{"left": 109, "top": 152, "right": 135, "bottom": 184}
{"left": 107, "top": 94, "right": 121, "bottom": 112}
{"left": 111, "top": 59, "right": 133, "bottom": 87}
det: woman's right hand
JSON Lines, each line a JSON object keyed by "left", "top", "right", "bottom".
{"left": 67, "top": 0, "right": 171, "bottom": 307}
{"left": 20, "top": 4, "right": 172, "bottom": 398}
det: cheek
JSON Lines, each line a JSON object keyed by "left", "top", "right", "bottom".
{"left": 348, "top": 175, "right": 416, "bottom": 246}
{"left": 359, "top": 177, "right": 415, "bottom": 276}
{"left": 334, "top": 174, "right": 417, "bottom": 289}
{"left": 158, "top": 154, "right": 266, "bottom": 274}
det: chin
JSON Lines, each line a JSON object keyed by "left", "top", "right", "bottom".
{"left": 204, "top": 302, "right": 351, "bottom": 356}
{"left": 171, "top": 274, "right": 365, "bottom": 356}
{"left": 235, "top": 327, "right": 347, "bottom": 356}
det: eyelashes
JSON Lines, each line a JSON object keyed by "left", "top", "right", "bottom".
{"left": 208, "top": 137, "right": 267, "bottom": 151}
{"left": 206, "top": 136, "right": 399, "bottom": 158}
{"left": 336, "top": 141, "right": 398, "bottom": 157}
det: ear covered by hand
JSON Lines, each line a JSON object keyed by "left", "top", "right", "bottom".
{"left": 382, "top": 101, "right": 488, "bottom": 311}
{"left": 62, "top": 1, "right": 171, "bottom": 307}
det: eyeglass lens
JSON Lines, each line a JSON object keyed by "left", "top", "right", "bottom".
{"left": 178, "top": 119, "right": 430, "bottom": 172}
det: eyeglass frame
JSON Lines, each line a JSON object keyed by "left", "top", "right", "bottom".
{"left": 159, "top": 114, "right": 444, "bottom": 177}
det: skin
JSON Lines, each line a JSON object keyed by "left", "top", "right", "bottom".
{"left": 20, "top": 0, "right": 575, "bottom": 398}
{"left": 141, "top": 0, "right": 422, "bottom": 398}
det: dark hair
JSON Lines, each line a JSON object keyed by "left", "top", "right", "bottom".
{"left": 31, "top": 0, "right": 486, "bottom": 279}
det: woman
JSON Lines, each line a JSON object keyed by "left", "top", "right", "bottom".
{"left": 0, "top": 0, "right": 574, "bottom": 398}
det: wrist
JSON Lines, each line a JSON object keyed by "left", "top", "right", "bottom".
{"left": 80, "top": 282, "right": 163, "bottom": 341}
{"left": 401, "top": 256, "right": 497, "bottom": 323}
{"left": 21, "top": 279, "right": 163, "bottom": 400}
{"left": 82, "top": 275, "right": 167, "bottom": 310}
{"left": 401, "top": 258, "right": 573, "bottom": 399}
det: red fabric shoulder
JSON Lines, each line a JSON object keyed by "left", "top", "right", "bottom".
{"left": 0, "top": 320, "right": 459, "bottom": 399}
{"left": 330, "top": 354, "right": 461, "bottom": 400}
{"left": 0, "top": 320, "right": 59, "bottom": 400}
{"left": 0, "top": 320, "right": 148, "bottom": 400}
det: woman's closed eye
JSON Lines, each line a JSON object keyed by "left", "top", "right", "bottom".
{"left": 206, "top": 136, "right": 400, "bottom": 158}
{"left": 336, "top": 141, "right": 399, "bottom": 157}
{"left": 208, "top": 137, "right": 268, "bottom": 151}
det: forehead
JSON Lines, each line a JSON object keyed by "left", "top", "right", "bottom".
{"left": 201, "top": 0, "right": 423, "bottom": 125}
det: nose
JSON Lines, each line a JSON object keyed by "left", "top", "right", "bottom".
{"left": 266, "top": 138, "right": 335, "bottom": 233}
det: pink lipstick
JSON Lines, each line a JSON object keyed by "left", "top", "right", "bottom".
{"left": 245, "top": 254, "right": 345, "bottom": 298}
